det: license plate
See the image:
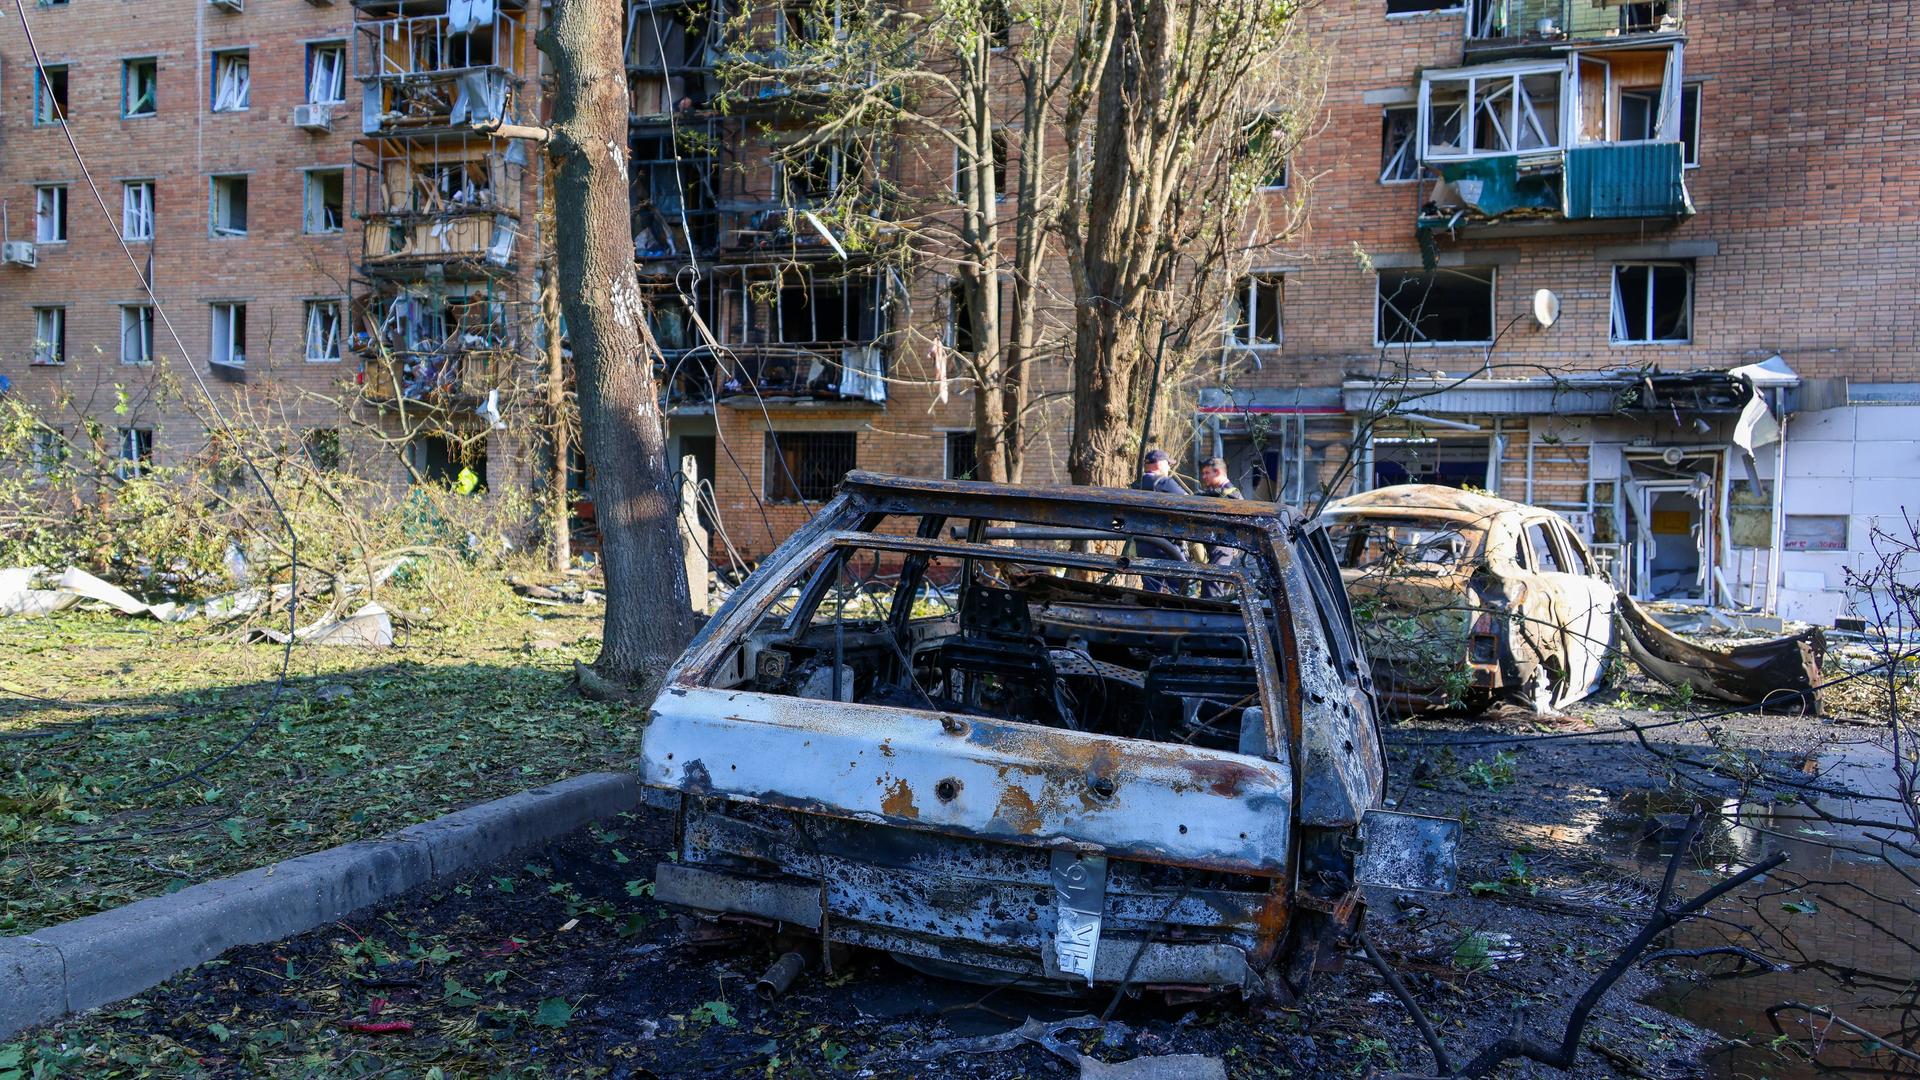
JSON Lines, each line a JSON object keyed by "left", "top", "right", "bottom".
{"left": 1046, "top": 850, "right": 1108, "bottom": 983}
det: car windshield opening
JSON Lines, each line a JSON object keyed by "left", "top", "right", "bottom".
{"left": 1327, "top": 517, "right": 1480, "bottom": 572}
{"left": 708, "top": 535, "right": 1276, "bottom": 757}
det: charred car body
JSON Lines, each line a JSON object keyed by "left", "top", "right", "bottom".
{"left": 1321, "top": 485, "right": 1618, "bottom": 712}
{"left": 641, "top": 473, "right": 1452, "bottom": 996}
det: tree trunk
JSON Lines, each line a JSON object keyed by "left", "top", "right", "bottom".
{"left": 538, "top": 0, "right": 693, "bottom": 696}
{"left": 541, "top": 240, "right": 572, "bottom": 575}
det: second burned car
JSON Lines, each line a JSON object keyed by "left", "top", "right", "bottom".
{"left": 1319, "top": 485, "right": 1618, "bottom": 713}
{"left": 639, "top": 473, "right": 1454, "bottom": 997}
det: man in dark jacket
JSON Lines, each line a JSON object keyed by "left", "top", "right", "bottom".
{"left": 1197, "top": 457, "right": 1242, "bottom": 597}
{"left": 1129, "top": 449, "right": 1188, "bottom": 593}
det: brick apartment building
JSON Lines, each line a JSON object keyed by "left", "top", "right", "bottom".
{"left": 1199, "top": 0, "right": 1920, "bottom": 623}
{"left": 0, "top": 0, "right": 541, "bottom": 490}
{"left": 5, "top": 0, "right": 1917, "bottom": 623}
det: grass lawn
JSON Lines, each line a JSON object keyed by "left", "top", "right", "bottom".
{"left": 0, "top": 587, "right": 633, "bottom": 936}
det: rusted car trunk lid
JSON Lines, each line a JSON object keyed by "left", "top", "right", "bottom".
{"left": 643, "top": 686, "right": 1294, "bottom": 873}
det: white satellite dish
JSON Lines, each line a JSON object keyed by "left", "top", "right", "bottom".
{"left": 1532, "top": 288, "right": 1561, "bottom": 329}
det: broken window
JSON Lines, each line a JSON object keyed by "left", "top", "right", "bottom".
{"left": 122, "top": 181, "right": 154, "bottom": 242}
{"left": 409, "top": 433, "right": 487, "bottom": 491}
{"left": 31, "top": 306, "right": 65, "bottom": 365}
{"left": 306, "top": 42, "right": 347, "bottom": 104}
{"left": 774, "top": 271, "right": 880, "bottom": 345}
{"left": 211, "top": 50, "right": 250, "bottom": 112}
{"left": 123, "top": 58, "right": 157, "bottom": 117}
{"left": 945, "top": 430, "right": 978, "bottom": 480}
{"left": 210, "top": 302, "right": 247, "bottom": 367}
{"left": 1679, "top": 83, "right": 1700, "bottom": 165}
{"left": 946, "top": 281, "right": 976, "bottom": 353}
{"left": 1618, "top": 87, "right": 1660, "bottom": 142}
{"left": 1421, "top": 64, "right": 1564, "bottom": 160}
{"left": 631, "top": 133, "right": 717, "bottom": 255}
{"left": 1524, "top": 522, "right": 1566, "bottom": 573}
{"left": 1240, "top": 113, "right": 1290, "bottom": 189}
{"left": 1379, "top": 106, "right": 1421, "bottom": 183}
{"left": 764, "top": 431, "right": 856, "bottom": 503}
{"left": 713, "top": 536, "right": 1272, "bottom": 754}
{"left": 303, "top": 169, "right": 345, "bottom": 234}
{"left": 34, "top": 185, "right": 67, "bottom": 243}
{"left": 1610, "top": 262, "right": 1691, "bottom": 344}
{"left": 117, "top": 427, "right": 154, "bottom": 480}
{"left": 1228, "top": 274, "right": 1283, "bottom": 348}
{"left": 305, "top": 300, "right": 342, "bottom": 361}
{"left": 121, "top": 305, "right": 154, "bottom": 364}
{"left": 211, "top": 175, "right": 248, "bottom": 235}
{"left": 1376, "top": 266, "right": 1494, "bottom": 345}
{"left": 953, "top": 129, "right": 1010, "bottom": 202}
{"left": 777, "top": 141, "right": 867, "bottom": 206}
{"left": 985, "top": 0, "right": 1012, "bottom": 47}
{"left": 33, "top": 65, "right": 68, "bottom": 125}
{"left": 30, "top": 429, "right": 69, "bottom": 478}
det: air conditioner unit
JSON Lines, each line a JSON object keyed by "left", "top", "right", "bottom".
{"left": 208, "top": 0, "right": 242, "bottom": 12}
{"left": 1, "top": 242, "right": 37, "bottom": 267}
{"left": 292, "top": 103, "right": 335, "bottom": 133}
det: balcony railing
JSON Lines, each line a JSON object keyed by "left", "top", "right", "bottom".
{"left": 354, "top": 10, "right": 528, "bottom": 134}
{"left": 1418, "top": 141, "right": 1690, "bottom": 234}
{"left": 1466, "top": 0, "right": 1681, "bottom": 48}
{"left": 360, "top": 345, "right": 518, "bottom": 405}
{"left": 363, "top": 211, "right": 519, "bottom": 268}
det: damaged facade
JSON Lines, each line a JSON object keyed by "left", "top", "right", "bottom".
{"left": 1203, "top": 0, "right": 1920, "bottom": 626}
{"left": 3, "top": 0, "right": 1915, "bottom": 624}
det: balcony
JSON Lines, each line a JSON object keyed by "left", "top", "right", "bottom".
{"left": 659, "top": 344, "right": 888, "bottom": 406}
{"left": 353, "top": 288, "right": 522, "bottom": 406}
{"left": 354, "top": 6, "right": 529, "bottom": 136}
{"left": 1465, "top": 0, "right": 1681, "bottom": 52}
{"left": 356, "top": 140, "right": 525, "bottom": 271}
{"left": 1414, "top": 45, "right": 1692, "bottom": 236}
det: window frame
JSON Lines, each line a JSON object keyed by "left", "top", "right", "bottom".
{"left": 32, "top": 306, "right": 66, "bottom": 365}
{"left": 1374, "top": 265, "right": 1497, "bottom": 348}
{"left": 1227, "top": 272, "right": 1285, "bottom": 349}
{"left": 34, "top": 184, "right": 68, "bottom": 244}
{"left": 116, "top": 427, "right": 154, "bottom": 481}
{"left": 302, "top": 167, "right": 346, "bottom": 235}
{"left": 122, "top": 57, "right": 159, "bottom": 118}
{"left": 1386, "top": 0, "right": 1464, "bottom": 16}
{"left": 304, "top": 299, "right": 344, "bottom": 362}
{"left": 305, "top": 41, "right": 348, "bottom": 105}
{"left": 210, "top": 301, "right": 248, "bottom": 367}
{"left": 944, "top": 429, "right": 979, "bottom": 480}
{"left": 120, "top": 304, "right": 155, "bottom": 365}
{"left": 122, "top": 180, "right": 155, "bottom": 242}
{"left": 210, "top": 174, "right": 249, "bottom": 237}
{"left": 33, "top": 64, "right": 69, "bottom": 126}
{"left": 211, "top": 49, "right": 251, "bottom": 113}
{"left": 1379, "top": 105, "right": 1422, "bottom": 184}
{"left": 1418, "top": 59, "right": 1568, "bottom": 163}
{"left": 1679, "top": 82, "right": 1701, "bottom": 167}
{"left": 1609, "top": 261, "right": 1693, "bottom": 346}
{"left": 763, "top": 430, "right": 858, "bottom": 504}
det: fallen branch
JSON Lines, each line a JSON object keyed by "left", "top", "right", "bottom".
{"left": 1376, "top": 809, "right": 1787, "bottom": 1079}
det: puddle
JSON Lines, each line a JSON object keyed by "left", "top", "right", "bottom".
{"left": 1605, "top": 744, "right": 1920, "bottom": 1078}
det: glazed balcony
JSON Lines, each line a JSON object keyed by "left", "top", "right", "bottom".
{"left": 1464, "top": 0, "right": 1682, "bottom": 53}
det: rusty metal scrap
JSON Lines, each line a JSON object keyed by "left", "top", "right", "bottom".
{"left": 1617, "top": 594, "right": 1826, "bottom": 711}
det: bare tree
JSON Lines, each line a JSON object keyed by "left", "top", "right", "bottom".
{"left": 540, "top": 0, "right": 698, "bottom": 694}
{"left": 1058, "top": 0, "right": 1317, "bottom": 487}
{"left": 716, "top": 0, "right": 1095, "bottom": 482}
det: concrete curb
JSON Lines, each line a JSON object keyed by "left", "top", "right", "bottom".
{"left": 0, "top": 771, "right": 642, "bottom": 1040}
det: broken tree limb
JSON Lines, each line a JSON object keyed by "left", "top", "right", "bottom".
{"left": 1376, "top": 810, "right": 1788, "bottom": 1079}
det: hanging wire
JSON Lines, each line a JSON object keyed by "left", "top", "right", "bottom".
{"left": 12, "top": 0, "right": 299, "bottom": 816}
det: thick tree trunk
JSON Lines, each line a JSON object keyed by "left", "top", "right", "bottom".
{"left": 539, "top": 0, "right": 693, "bottom": 695}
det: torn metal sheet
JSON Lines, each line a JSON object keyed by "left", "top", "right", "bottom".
{"left": 1617, "top": 594, "right": 1824, "bottom": 711}
{"left": 1357, "top": 810, "right": 1460, "bottom": 894}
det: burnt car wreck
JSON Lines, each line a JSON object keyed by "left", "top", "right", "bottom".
{"left": 640, "top": 473, "right": 1454, "bottom": 997}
